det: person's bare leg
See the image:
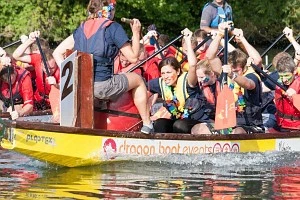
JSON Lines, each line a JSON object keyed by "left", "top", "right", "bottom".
{"left": 125, "top": 73, "right": 151, "bottom": 126}
{"left": 231, "top": 127, "right": 247, "bottom": 134}
{"left": 191, "top": 123, "right": 212, "bottom": 135}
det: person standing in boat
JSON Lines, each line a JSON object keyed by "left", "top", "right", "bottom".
{"left": 12, "top": 31, "right": 60, "bottom": 111}
{"left": 274, "top": 56, "right": 300, "bottom": 130}
{"left": 148, "top": 28, "right": 204, "bottom": 133}
{"left": 53, "top": 0, "right": 153, "bottom": 134}
{"left": 193, "top": 22, "right": 264, "bottom": 134}
{"left": 200, "top": 0, "right": 233, "bottom": 33}
{"left": 0, "top": 62, "right": 34, "bottom": 120}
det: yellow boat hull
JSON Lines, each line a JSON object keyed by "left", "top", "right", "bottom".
{"left": 1, "top": 121, "right": 299, "bottom": 167}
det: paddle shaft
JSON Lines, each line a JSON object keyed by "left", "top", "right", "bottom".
{"left": 251, "top": 63, "right": 286, "bottom": 91}
{"left": 2, "top": 40, "right": 21, "bottom": 49}
{"left": 260, "top": 33, "right": 285, "bottom": 58}
{"left": 152, "top": 36, "right": 165, "bottom": 59}
{"left": 7, "top": 67, "right": 14, "bottom": 111}
{"left": 179, "top": 35, "right": 212, "bottom": 64}
{"left": 36, "top": 37, "right": 51, "bottom": 76}
{"left": 128, "top": 34, "right": 184, "bottom": 72}
{"left": 265, "top": 34, "right": 300, "bottom": 70}
{"left": 223, "top": 28, "right": 229, "bottom": 85}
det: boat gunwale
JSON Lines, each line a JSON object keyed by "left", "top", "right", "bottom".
{"left": 4, "top": 120, "right": 300, "bottom": 141}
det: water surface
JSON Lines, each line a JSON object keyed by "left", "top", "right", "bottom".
{"left": 1, "top": 149, "right": 300, "bottom": 199}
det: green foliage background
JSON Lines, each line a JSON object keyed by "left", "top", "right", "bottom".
{"left": 0, "top": 0, "right": 299, "bottom": 47}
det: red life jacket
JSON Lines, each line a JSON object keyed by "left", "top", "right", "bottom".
{"left": 33, "top": 58, "right": 59, "bottom": 110}
{"left": 275, "top": 77, "right": 300, "bottom": 129}
{"left": 35, "top": 61, "right": 60, "bottom": 96}
{"left": 202, "top": 81, "right": 220, "bottom": 105}
{"left": 200, "top": 81, "right": 221, "bottom": 120}
{"left": 0, "top": 67, "right": 30, "bottom": 108}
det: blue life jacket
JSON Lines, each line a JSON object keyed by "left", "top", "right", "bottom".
{"left": 203, "top": 2, "right": 232, "bottom": 28}
{"left": 74, "top": 18, "right": 118, "bottom": 82}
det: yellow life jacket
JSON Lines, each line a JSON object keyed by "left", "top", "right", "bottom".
{"left": 159, "top": 72, "right": 189, "bottom": 113}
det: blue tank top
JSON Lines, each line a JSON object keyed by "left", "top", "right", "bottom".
{"left": 73, "top": 18, "right": 119, "bottom": 81}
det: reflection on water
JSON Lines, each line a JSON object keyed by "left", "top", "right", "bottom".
{"left": 1, "top": 148, "right": 300, "bottom": 199}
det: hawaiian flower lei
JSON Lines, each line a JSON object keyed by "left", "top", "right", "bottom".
{"left": 164, "top": 85, "right": 189, "bottom": 119}
{"left": 229, "top": 81, "right": 246, "bottom": 112}
{"left": 97, "top": 3, "right": 115, "bottom": 20}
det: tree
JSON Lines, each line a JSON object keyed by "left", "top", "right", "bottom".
{"left": 0, "top": 0, "right": 299, "bottom": 46}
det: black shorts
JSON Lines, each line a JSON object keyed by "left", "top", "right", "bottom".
{"left": 206, "top": 123, "right": 265, "bottom": 134}
{"left": 237, "top": 125, "right": 265, "bottom": 134}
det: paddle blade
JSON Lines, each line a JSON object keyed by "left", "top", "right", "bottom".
{"left": 293, "top": 94, "right": 300, "bottom": 111}
{"left": 214, "top": 85, "right": 236, "bottom": 130}
{"left": 49, "top": 86, "right": 60, "bottom": 123}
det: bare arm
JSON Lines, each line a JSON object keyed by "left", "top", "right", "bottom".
{"left": 205, "top": 21, "right": 233, "bottom": 59}
{"left": 205, "top": 32, "right": 223, "bottom": 60}
{"left": 53, "top": 35, "right": 75, "bottom": 67}
{"left": 283, "top": 27, "right": 300, "bottom": 52}
{"left": 210, "top": 57, "right": 223, "bottom": 76}
{"left": 223, "top": 64, "right": 256, "bottom": 90}
{"left": 233, "top": 75, "right": 256, "bottom": 90}
{"left": 233, "top": 29, "right": 262, "bottom": 66}
{"left": 18, "top": 104, "right": 33, "bottom": 117}
{"left": 120, "top": 19, "right": 141, "bottom": 63}
{"left": 13, "top": 31, "right": 40, "bottom": 63}
{"left": 182, "top": 28, "right": 198, "bottom": 87}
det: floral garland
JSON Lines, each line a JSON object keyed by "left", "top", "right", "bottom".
{"left": 97, "top": 3, "right": 115, "bottom": 20}
{"left": 164, "top": 85, "right": 189, "bottom": 119}
{"left": 229, "top": 81, "right": 246, "bottom": 112}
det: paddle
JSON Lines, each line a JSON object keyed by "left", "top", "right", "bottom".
{"left": 7, "top": 66, "right": 14, "bottom": 115}
{"left": 36, "top": 37, "right": 60, "bottom": 123}
{"left": 152, "top": 36, "right": 165, "bottom": 59}
{"left": 2, "top": 40, "right": 21, "bottom": 49}
{"left": 265, "top": 35, "right": 300, "bottom": 70}
{"left": 179, "top": 35, "right": 212, "bottom": 65}
{"left": 260, "top": 33, "right": 285, "bottom": 58}
{"left": 251, "top": 63, "right": 300, "bottom": 111}
{"left": 128, "top": 34, "right": 184, "bottom": 72}
{"left": 214, "top": 28, "right": 236, "bottom": 130}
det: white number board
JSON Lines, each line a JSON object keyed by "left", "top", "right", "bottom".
{"left": 60, "top": 51, "right": 77, "bottom": 126}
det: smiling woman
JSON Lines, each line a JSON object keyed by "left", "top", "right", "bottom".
{"left": 146, "top": 28, "right": 210, "bottom": 134}
{"left": 147, "top": 55, "right": 201, "bottom": 133}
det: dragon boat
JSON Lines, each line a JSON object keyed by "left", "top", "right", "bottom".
{"left": 0, "top": 49, "right": 299, "bottom": 168}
